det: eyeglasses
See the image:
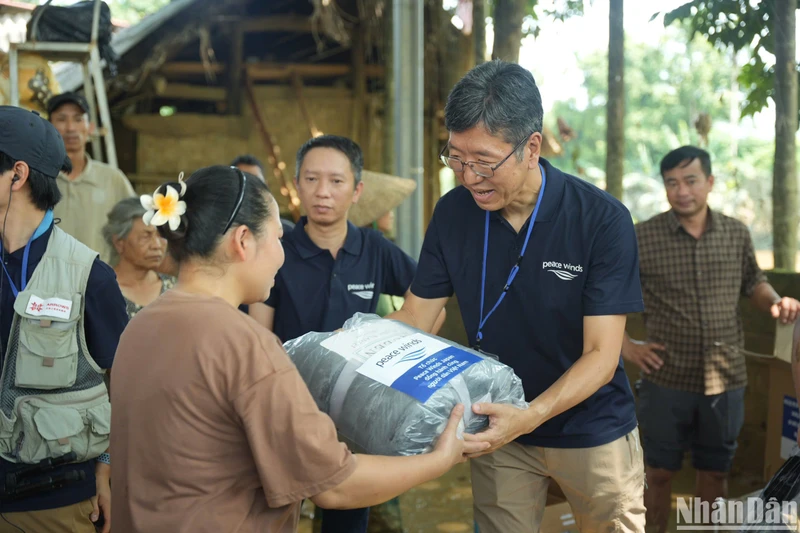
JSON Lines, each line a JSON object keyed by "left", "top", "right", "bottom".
{"left": 439, "top": 133, "right": 533, "bottom": 178}
{"left": 223, "top": 167, "right": 247, "bottom": 234}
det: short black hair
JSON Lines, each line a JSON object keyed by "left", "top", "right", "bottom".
{"left": 155, "top": 165, "right": 273, "bottom": 264}
{"left": 295, "top": 135, "right": 363, "bottom": 185}
{"left": 230, "top": 154, "right": 263, "bottom": 171}
{"left": 445, "top": 60, "right": 543, "bottom": 157}
{"left": 660, "top": 146, "right": 712, "bottom": 178}
{"left": 0, "top": 151, "right": 63, "bottom": 211}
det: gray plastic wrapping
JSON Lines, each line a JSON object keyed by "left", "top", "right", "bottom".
{"left": 738, "top": 447, "right": 800, "bottom": 532}
{"left": 283, "top": 313, "right": 527, "bottom": 456}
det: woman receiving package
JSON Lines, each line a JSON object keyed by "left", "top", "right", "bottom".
{"left": 109, "top": 165, "right": 484, "bottom": 533}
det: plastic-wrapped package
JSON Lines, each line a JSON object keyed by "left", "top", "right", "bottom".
{"left": 283, "top": 313, "right": 527, "bottom": 456}
{"left": 26, "top": 1, "right": 119, "bottom": 77}
{"left": 739, "top": 447, "right": 800, "bottom": 532}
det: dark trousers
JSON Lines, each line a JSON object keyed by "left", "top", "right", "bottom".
{"left": 320, "top": 507, "right": 370, "bottom": 533}
{"left": 637, "top": 379, "right": 745, "bottom": 472}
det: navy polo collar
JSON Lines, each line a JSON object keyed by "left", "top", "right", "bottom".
{"left": 291, "top": 216, "right": 363, "bottom": 259}
{"left": 489, "top": 157, "right": 565, "bottom": 224}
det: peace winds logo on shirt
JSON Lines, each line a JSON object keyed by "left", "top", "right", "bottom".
{"left": 347, "top": 282, "right": 375, "bottom": 300}
{"left": 542, "top": 261, "right": 583, "bottom": 281}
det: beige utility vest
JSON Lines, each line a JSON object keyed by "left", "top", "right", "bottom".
{"left": 0, "top": 226, "right": 110, "bottom": 464}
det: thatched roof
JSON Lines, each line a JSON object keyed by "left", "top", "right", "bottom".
{"left": 55, "top": 0, "right": 386, "bottom": 108}
{"left": 55, "top": 0, "right": 193, "bottom": 91}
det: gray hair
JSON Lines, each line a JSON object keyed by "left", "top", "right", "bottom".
{"left": 102, "top": 197, "right": 146, "bottom": 266}
{"left": 444, "top": 60, "right": 543, "bottom": 159}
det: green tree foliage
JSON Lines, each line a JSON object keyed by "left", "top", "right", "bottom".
{"left": 522, "top": 0, "right": 585, "bottom": 36}
{"left": 550, "top": 29, "right": 732, "bottom": 178}
{"left": 482, "top": 0, "right": 584, "bottom": 61}
{"left": 547, "top": 28, "right": 777, "bottom": 248}
{"left": 662, "top": 0, "right": 799, "bottom": 269}
{"left": 661, "top": 0, "right": 800, "bottom": 122}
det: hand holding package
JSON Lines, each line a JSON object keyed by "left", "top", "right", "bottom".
{"left": 283, "top": 313, "right": 527, "bottom": 456}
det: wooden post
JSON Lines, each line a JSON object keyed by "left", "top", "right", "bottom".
{"left": 161, "top": 62, "right": 384, "bottom": 80}
{"left": 350, "top": 24, "right": 366, "bottom": 144}
{"left": 473, "top": 0, "right": 486, "bottom": 64}
{"left": 243, "top": 75, "right": 302, "bottom": 222}
{"left": 424, "top": 2, "right": 441, "bottom": 226}
{"left": 290, "top": 73, "right": 322, "bottom": 138}
{"left": 365, "top": 95, "right": 379, "bottom": 171}
{"left": 383, "top": 3, "right": 394, "bottom": 176}
{"left": 425, "top": 104, "right": 439, "bottom": 227}
{"left": 226, "top": 27, "right": 244, "bottom": 115}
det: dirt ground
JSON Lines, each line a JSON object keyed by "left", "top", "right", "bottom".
{"left": 298, "top": 459, "right": 765, "bottom": 533}
{"left": 297, "top": 296, "right": 770, "bottom": 532}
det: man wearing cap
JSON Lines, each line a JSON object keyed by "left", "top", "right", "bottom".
{"left": 263, "top": 134, "right": 443, "bottom": 533}
{"left": 0, "top": 107, "right": 126, "bottom": 532}
{"left": 48, "top": 92, "right": 135, "bottom": 263}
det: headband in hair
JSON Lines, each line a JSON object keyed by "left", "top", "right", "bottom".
{"left": 222, "top": 167, "right": 247, "bottom": 234}
{"left": 141, "top": 171, "right": 187, "bottom": 231}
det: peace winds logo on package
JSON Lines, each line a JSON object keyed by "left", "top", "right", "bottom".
{"left": 542, "top": 261, "right": 583, "bottom": 281}
{"left": 393, "top": 347, "right": 428, "bottom": 367}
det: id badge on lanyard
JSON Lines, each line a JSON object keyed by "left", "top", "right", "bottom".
{"left": 473, "top": 165, "right": 546, "bottom": 353}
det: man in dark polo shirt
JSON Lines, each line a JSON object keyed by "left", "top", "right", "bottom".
{"left": 264, "top": 134, "right": 437, "bottom": 533}
{"left": 387, "top": 60, "right": 646, "bottom": 533}
{"left": 0, "top": 107, "right": 128, "bottom": 532}
{"left": 623, "top": 145, "right": 800, "bottom": 533}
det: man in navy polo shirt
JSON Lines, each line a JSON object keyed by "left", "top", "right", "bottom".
{"left": 0, "top": 107, "right": 127, "bottom": 532}
{"left": 263, "top": 134, "right": 440, "bottom": 533}
{"left": 388, "top": 60, "right": 646, "bottom": 532}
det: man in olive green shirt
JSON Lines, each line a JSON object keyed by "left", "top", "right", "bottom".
{"left": 48, "top": 93, "right": 135, "bottom": 263}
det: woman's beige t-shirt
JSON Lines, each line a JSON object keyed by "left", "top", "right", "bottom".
{"left": 110, "top": 290, "right": 355, "bottom": 533}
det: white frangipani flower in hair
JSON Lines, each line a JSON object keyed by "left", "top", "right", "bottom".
{"left": 141, "top": 172, "right": 187, "bottom": 231}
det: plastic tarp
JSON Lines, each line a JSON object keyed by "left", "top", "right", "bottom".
{"left": 27, "top": 1, "right": 118, "bottom": 77}
{"left": 283, "top": 313, "right": 527, "bottom": 456}
{"left": 737, "top": 447, "right": 800, "bottom": 532}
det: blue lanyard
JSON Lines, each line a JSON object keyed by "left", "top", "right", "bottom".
{"left": 0, "top": 210, "right": 53, "bottom": 298}
{"left": 475, "top": 166, "right": 546, "bottom": 349}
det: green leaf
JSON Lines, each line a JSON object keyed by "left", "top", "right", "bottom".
{"left": 660, "top": 0, "right": 798, "bottom": 126}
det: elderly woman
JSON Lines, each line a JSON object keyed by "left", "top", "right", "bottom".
{"left": 105, "top": 196, "right": 272, "bottom": 323}
{"left": 103, "top": 197, "right": 174, "bottom": 319}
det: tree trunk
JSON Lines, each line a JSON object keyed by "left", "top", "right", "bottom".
{"left": 605, "top": 0, "right": 624, "bottom": 201}
{"left": 492, "top": 0, "right": 525, "bottom": 62}
{"left": 424, "top": 2, "right": 442, "bottom": 225}
{"left": 473, "top": 0, "right": 486, "bottom": 65}
{"left": 772, "top": 0, "right": 798, "bottom": 271}
{"left": 439, "top": 17, "right": 474, "bottom": 104}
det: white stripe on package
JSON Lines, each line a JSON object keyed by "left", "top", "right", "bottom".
{"left": 321, "top": 324, "right": 453, "bottom": 388}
